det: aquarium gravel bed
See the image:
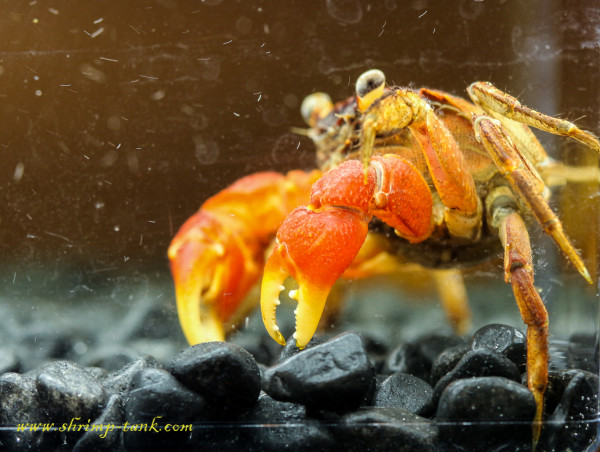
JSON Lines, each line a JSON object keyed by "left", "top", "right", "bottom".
{"left": 0, "top": 291, "right": 597, "bottom": 452}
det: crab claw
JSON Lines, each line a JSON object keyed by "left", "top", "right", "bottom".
{"left": 260, "top": 206, "right": 368, "bottom": 348}
{"left": 169, "top": 210, "right": 260, "bottom": 344}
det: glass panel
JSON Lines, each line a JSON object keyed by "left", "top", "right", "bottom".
{"left": 0, "top": 1, "right": 597, "bottom": 450}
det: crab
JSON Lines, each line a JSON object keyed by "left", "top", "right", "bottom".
{"left": 168, "top": 69, "right": 599, "bottom": 443}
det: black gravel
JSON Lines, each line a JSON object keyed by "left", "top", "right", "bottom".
{"left": 0, "top": 299, "right": 597, "bottom": 451}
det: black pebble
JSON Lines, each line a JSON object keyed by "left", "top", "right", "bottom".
{"left": 102, "top": 354, "right": 162, "bottom": 396}
{"left": 263, "top": 332, "right": 374, "bottom": 412}
{"left": 373, "top": 372, "right": 433, "bottom": 416}
{"left": 432, "top": 348, "right": 522, "bottom": 406}
{"left": 470, "top": 323, "right": 527, "bottom": 371}
{"left": 72, "top": 393, "right": 124, "bottom": 452}
{"left": 430, "top": 343, "right": 470, "bottom": 386}
{"left": 337, "top": 407, "right": 438, "bottom": 452}
{"left": 385, "top": 333, "right": 465, "bottom": 383}
{"left": 169, "top": 341, "right": 261, "bottom": 417}
{"left": 242, "top": 393, "right": 335, "bottom": 452}
{"left": 542, "top": 369, "right": 599, "bottom": 451}
{"left": 436, "top": 376, "right": 536, "bottom": 451}
{"left": 123, "top": 367, "right": 206, "bottom": 450}
{"left": 0, "top": 373, "right": 55, "bottom": 450}
{"left": 277, "top": 334, "right": 324, "bottom": 362}
{"left": 36, "top": 361, "right": 108, "bottom": 425}
{"left": 567, "top": 333, "right": 598, "bottom": 373}
{"left": 384, "top": 342, "right": 430, "bottom": 381}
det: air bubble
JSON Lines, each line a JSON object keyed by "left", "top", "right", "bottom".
{"left": 326, "top": 0, "right": 363, "bottom": 24}
{"left": 193, "top": 135, "right": 219, "bottom": 165}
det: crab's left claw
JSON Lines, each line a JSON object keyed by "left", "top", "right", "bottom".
{"left": 261, "top": 206, "right": 369, "bottom": 347}
{"left": 169, "top": 170, "right": 321, "bottom": 345}
{"left": 169, "top": 210, "right": 261, "bottom": 344}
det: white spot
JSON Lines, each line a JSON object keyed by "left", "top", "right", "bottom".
{"left": 90, "top": 27, "right": 105, "bottom": 38}
{"left": 151, "top": 89, "right": 166, "bottom": 101}
{"left": 14, "top": 163, "right": 24, "bottom": 181}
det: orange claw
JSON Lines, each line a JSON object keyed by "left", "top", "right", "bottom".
{"left": 260, "top": 157, "right": 433, "bottom": 348}
{"left": 261, "top": 206, "right": 369, "bottom": 347}
{"left": 169, "top": 170, "right": 320, "bottom": 345}
{"left": 169, "top": 210, "right": 259, "bottom": 344}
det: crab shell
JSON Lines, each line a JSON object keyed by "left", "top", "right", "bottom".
{"left": 169, "top": 69, "right": 599, "bottom": 444}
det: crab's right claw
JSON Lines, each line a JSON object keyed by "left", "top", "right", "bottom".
{"left": 260, "top": 206, "right": 368, "bottom": 348}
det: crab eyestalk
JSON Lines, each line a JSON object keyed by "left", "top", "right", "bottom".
{"left": 301, "top": 92, "right": 334, "bottom": 127}
{"left": 356, "top": 69, "right": 386, "bottom": 112}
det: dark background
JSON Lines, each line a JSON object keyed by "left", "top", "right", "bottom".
{"left": 0, "top": 0, "right": 597, "bottom": 312}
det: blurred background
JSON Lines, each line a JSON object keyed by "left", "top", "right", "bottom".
{"left": 0, "top": 0, "right": 597, "bottom": 343}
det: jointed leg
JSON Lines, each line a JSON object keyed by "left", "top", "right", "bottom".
{"left": 468, "top": 81, "right": 600, "bottom": 153}
{"left": 431, "top": 268, "right": 471, "bottom": 335}
{"left": 498, "top": 211, "right": 548, "bottom": 445}
{"left": 344, "top": 233, "right": 473, "bottom": 336}
{"left": 474, "top": 115, "right": 592, "bottom": 284}
{"left": 538, "top": 160, "right": 600, "bottom": 187}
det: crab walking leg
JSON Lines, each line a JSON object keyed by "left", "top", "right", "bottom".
{"left": 169, "top": 170, "right": 320, "bottom": 345}
{"left": 261, "top": 156, "right": 434, "bottom": 348}
{"left": 431, "top": 268, "right": 471, "bottom": 335}
{"left": 498, "top": 211, "right": 548, "bottom": 444}
{"left": 468, "top": 81, "right": 600, "bottom": 153}
{"left": 475, "top": 116, "right": 592, "bottom": 284}
{"left": 409, "top": 108, "right": 482, "bottom": 240}
{"left": 357, "top": 88, "right": 481, "bottom": 240}
{"left": 539, "top": 160, "right": 600, "bottom": 187}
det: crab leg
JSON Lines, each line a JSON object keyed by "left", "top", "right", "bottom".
{"left": 261, "top": 156, "right": 433, "bottom": 348}
{"left": 169, "top": 170, "right": 320, "bottom": 344}
{"left": 498, "top": 211, "right": 548, "bottom": 445}
{"left": 474, "top": 116, "right": 592, "bottom": 283}
{"left": 468, "top": 81, "right": 600, "bottom": 154}
{"left": 431, "top": 268, "right": 471, "bottom": 336}
{"left": 409, "top": 107, "right": 483, "bottom": 240}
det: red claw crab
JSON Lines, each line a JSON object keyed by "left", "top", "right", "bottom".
{"left": 168, "top": 69, "right": 599, "bottom": 440}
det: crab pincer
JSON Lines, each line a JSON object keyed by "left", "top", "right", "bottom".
{"left": 169, "top": 170, "right": 320, "bottom": 345}
{"left": 261, "top": 156, "right": 433, "bottom": 348}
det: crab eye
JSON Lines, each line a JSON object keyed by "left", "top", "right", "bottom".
{"left": 301, "top": 92, "right": 334, "bottom": 127}
{"left": 356, "top": 69, "right": 386, "bottom": 112}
